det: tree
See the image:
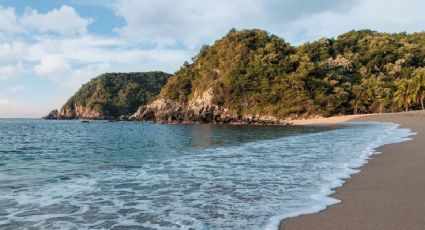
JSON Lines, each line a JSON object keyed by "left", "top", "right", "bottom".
{"left": 61, "top": 72, "right": 171, "bottom": 118}
{"left": 394, "top": 79, "right": 413, "bottom": 112}
{"left": 410, "top": 68, "right": 425, "bottom": 110}
{"left": 350, "top": 85, "right": 367, "bottom": 114}
{"left": 142, "top": 29, "right": 425, "bottom": 121}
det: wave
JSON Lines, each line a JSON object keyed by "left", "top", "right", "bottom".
{"left": 0, "top": 121, "right": 413, "bottom": 230}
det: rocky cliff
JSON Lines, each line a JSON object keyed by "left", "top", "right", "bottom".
{"left": 58, "top": 105, "right": 104, "bottom": 120}
{"left": 130, "top": 87, "right": 287, "bottom": 124}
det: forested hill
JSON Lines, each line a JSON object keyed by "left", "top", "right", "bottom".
{"left": 133, "top": 29, "right": 425, "bottom": 124}
{"left": 45, "top": 72, "right": 171, "bottom": 120}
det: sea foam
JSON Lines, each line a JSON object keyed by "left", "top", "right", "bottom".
{"left": 0, "top": 120, "right": 413, "bottom": 230}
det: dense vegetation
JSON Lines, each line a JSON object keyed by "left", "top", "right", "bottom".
{"left": 160, "top": 29, "right": 425, "bottom": 119}
{"left": 62, "top": 72, "right": 171, "bottom": 118}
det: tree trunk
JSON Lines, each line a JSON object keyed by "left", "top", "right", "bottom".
{"left": 421, "top": 99, "right": 424, "bottom": 110}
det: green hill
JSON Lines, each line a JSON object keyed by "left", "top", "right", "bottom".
{"left": 54, "top": 72, "right": 171, "bottom": 119}
{"left": 133, "top": 29, "right": 425, "bottom": 123}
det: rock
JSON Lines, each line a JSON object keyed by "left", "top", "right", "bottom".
{"left": 58, "top": 105, "right": 104, "bottom": 120}
{"left": 130, "top": 88, "right": 289, "bottom": 125}
{"left": 119, "top": 115, "right": 129, "bottom": 121}
{"left": 43, "top": 109, "right": 59, "bottom": 119}
{"left": 58, "top": 107, "right": 76, "bottom": 119}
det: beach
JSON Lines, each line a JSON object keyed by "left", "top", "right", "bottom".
{"left": 281, "top": 111, "right": 425, "bottom": 230}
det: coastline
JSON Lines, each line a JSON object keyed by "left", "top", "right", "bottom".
{"left": 289, "top": 114, "right": 372, "bottom": 125}
{"left": 280, "top": 110, "right": 425, "bottom": 230}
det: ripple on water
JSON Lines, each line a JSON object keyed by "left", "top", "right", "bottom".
{"left": 0, "top": 120, "right": 412, "bottom": 229}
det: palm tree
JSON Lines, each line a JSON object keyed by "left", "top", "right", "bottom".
{"left": 350, "top": 98, "right": 367, "bottom": 115}
{"left": 410, "top": 69, "right": 425, "bottom": 110}
{"left": 350, "top": 85, "right": 367, "bottom": 115}
{"left": 394, "top": 79, "right": 413, "bottom": 112}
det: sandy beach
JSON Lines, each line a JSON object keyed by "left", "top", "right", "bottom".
{"left": 280, "top": 111, "right": 425, "bottom": 230}
{"left": 289, "top": 114, "right": 373, "bottom": 125}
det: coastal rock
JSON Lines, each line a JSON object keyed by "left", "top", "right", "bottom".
{"left": 59, "top": 106, "right": 104, "bottom": 120}
{"left": 130, "top": 88, "right": 287, "bottom": 124}
{"left": 43, "top": 109, "right": 59, "bottom": 120}
{"left": 58, "top": 107, "right": 76, "bottom": 119}
{"left": 129, "top": 98, "right": 187, "bottom": 123}
{"left": 74, "top": 105, "right": 103, "bottom": 119}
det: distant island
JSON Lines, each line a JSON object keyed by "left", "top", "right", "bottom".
{"left": 45, "top": 29, "right": 425, "bottom": 123}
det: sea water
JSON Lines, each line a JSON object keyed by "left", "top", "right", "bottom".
{"left": 0, "top": 119, "right": 412, "bottom": 229}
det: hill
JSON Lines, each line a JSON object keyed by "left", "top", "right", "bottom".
{"left": 45, "top": 72, "right": 171, "bottom": 120}
{"left": 131, "top": 29, "right": 425, "bottom": 124}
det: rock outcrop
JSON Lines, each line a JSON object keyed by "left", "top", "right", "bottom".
{"left": 58, "top": 105, "right": 104, "bottom": 120}
{"left": 130, "top": 88, "right": 288, "bottom": 124}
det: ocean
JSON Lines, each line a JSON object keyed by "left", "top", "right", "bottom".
{"left": 0, "top": 119, "right": 412, "bottom": 229}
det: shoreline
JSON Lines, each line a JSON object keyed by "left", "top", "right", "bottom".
{"left": 280, "top": 110, "right": 425, "bottom": 230}
{"left": 289, "top": 114, "right": 372, "bottom": 125}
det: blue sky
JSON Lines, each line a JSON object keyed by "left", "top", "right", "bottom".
{"left": 0, "top": 0, "right": 424, "bottom": 117}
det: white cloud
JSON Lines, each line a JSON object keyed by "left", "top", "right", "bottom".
{"left": 113, "top": 0, "right": 260, "bottom": 48}
{"left": 0, "top": 96, "right": 55, "bottom": 118}
{"left": 34, "top": 56, "right": 71, "bottom": 81}
{"left": 112, "top": 0, "right": 425, "bottom": 48}
{"left": 0, "top": 42, "right": 28, "bottom": 61}
{"left": 112, "top": 0, "right": 355, "bottom": 48}
{"left": 0, "top": 62, "right": 25, "bottom": 80}
{"left": 21, "top": 5, "right": 92, "bottom": 35}
{"left": 0, "top": 5, "right": 23, "bottom": 33}
{"left": 7, "top": 85, "right": 26, "bottom": 93}
{"left": 281, "top": 0, "right": 425, "bottom": 43}
{"left": 0, "top": 33, "right": 192, "bottom": 94}
{"left": 62, "top": 62, "right": 110, "bottom": 89}
{"left": 0, "top": 97, "right": 10, "bottom": 105}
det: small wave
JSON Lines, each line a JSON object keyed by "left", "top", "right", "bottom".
{"left": 0, "top": 121, "right": 413, "bottom": 229}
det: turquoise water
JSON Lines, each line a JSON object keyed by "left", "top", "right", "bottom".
{"left": 0, "top": 119, "right": 412, "bottom": 229}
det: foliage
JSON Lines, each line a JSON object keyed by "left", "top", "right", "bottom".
{"left": 62, "top": 72, "right": 171, "bottom": 117}
{"left": 160, "top": 29, "right": 425, "bottom": 118}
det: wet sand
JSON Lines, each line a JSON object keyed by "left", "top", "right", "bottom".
{"left": 280, "top": 111, "right": 425, "bottom": 230}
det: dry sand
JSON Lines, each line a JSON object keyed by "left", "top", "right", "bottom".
{"left": 280, "top": 111, "right": 425, "bottom": 230}
{"left": 289, "top": 114, "right": 372, "bottom": 125}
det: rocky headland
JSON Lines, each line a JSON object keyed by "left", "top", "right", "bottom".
{"left": 45, "top": 29, "right": 425, "bottom": 123}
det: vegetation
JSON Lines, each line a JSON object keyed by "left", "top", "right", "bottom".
{"left": 62, "top": 72, "right": 171, "bottom": 118}
{"left": 160, "top": 29, "right": 425, "bottom": 119}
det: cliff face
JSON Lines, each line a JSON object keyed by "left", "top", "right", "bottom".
{"left": 58, "top": 105, "right": 104, "bottom": 120}
{"left": 44, "top": 72, "right": 171, "bottom": 120}
{"left": 130, "top": 88, "right": 286, "bottom": 124}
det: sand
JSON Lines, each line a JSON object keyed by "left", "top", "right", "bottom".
{"left": 289, "top": 114, "right": 371, "bottom": 125}
{"left": 280, "top": 111, "right": 425, "bottom": 230}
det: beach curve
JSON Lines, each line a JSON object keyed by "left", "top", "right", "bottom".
{"left": 280, "top": 111, "right": 425, "bottom": 230}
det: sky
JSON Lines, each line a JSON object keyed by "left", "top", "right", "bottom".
{"left": 0, "top": 0, "right": 424, "bottom": 118}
